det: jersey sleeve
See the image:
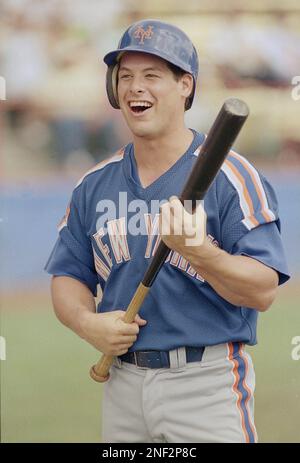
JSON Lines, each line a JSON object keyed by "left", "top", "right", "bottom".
{"left": 217, "top": 152, "right": 290, "bottom": 284}
{"left": 45, "top": 185, "right": 98, "bottom": 296}
{"left": 231, "top": 222, "right": 290, "bottom": 285}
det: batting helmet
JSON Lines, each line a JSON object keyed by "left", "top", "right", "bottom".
{"left": 103, "top": 19, "right": 199, "bottom": 110}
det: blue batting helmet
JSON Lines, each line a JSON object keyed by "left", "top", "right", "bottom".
{"left": 103, "top": 19, "right": 199, "bottom": 110}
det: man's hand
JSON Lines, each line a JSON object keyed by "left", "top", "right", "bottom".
{"left": 159, "top": 196, "right": 208, "bottom": 256}
{"left": 51, "top": 276, "right": 148, "bottom": 357}
{"left": 79, "top": 310, "right": 147, "bottom": 356}
{"left": 159, "top": 197, "right": 278, "bottom": 312}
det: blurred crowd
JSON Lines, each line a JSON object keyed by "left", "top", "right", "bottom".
{"left": 209, "top": 13, "right": 300, "bottom": 89}
{"left": 1, "top": 0, "right": 300, "bottom": 177}
{"left": 0, "top": 0, "right": 129, "bottom": 175}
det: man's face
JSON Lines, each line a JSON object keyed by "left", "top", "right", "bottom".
{"left": 117, "top": 52, "right": 192, "bottom": 139}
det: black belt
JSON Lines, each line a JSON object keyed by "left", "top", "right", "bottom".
{"left": 119, "top": 347, "right": 205, "bottom": 369}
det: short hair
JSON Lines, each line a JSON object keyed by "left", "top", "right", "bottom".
{"left": 166, "top": 62, "right": 193, "bottom": 110}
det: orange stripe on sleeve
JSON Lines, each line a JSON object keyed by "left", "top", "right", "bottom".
{"left": 225, "top": 160, "right": 259, "bottom": 228}
{"left": 230, "top": 152, "right": 274, "bottom": 222}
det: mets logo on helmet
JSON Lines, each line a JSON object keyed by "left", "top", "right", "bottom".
{"left": 133, "top": 25, "right": 154, "bottom": 44}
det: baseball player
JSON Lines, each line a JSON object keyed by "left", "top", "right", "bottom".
{"left": 45, "top": 20, "right": 290, "bottom": 443}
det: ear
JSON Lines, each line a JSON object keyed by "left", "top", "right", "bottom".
{"left": 180, "top": 73, "right": 194, "bottom": 99}
{"left": 106, "top": 64, "right": 120, "bottom": 109}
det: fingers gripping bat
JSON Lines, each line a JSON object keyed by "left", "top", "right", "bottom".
{"left": 90, "top": 97, "right": 249, "bottom": 382}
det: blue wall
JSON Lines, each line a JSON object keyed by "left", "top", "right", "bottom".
{"left": 1, "top": 171, "right": 299, "bottom": 291}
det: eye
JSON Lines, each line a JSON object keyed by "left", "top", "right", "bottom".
{"left": 146, "top": 74, "right": 159, "bottom": 78}
{"left": 119, "top": 74, "right": 132, "bottom": 80}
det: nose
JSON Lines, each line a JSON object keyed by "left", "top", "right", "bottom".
{"left": 129, "top": 75, "right": 145, "bottom": 95}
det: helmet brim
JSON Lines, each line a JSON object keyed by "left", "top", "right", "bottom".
{"left": 103, "top": 46, "right": 196, "bottom": 78}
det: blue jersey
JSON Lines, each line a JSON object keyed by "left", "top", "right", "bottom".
{"left": 45, "top": 130, "right": 290, "bottom": 350}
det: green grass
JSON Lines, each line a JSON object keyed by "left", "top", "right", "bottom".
{"left": 247, "top": 284, "right": 300, "bottom": 443}
{"left": 1, "top": 292, "right": 103, "bottom": 442}
{"left": 1, "top": 285, "right": 299, "bottom": 443}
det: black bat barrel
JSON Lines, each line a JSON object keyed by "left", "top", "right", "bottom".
{"left": 142, "top": 98, "right": 249, "bottom": 288}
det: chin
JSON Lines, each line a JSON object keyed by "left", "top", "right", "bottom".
{"left": 128, "top": 122, "right": 157, "bottom": 139}
{"left": 132, "top": 128, "right": 154, "bottom": 138}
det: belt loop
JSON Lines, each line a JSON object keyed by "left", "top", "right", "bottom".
{"left": 169, "top": 349, "right": 179, "bottom": 369}
{"left": 169, "top": 347, "right": 187, "bottom": 370}
{"left": 177, "top": 347, "right": 187, "bottom": 368}
{"left": 113, "top": 356, "right": 122, "bottom": 369}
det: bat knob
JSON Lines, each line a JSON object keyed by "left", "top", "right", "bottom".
{"left": 89, "top": 365, "right": 110, "bottom": 383}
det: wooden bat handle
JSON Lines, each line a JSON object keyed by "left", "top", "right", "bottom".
{"left": 90, "top": 283, "right": 150, "bottom": 382}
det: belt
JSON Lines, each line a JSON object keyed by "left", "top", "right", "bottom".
{"left": 119, "top": 346, "right": 205, "bottom": 369}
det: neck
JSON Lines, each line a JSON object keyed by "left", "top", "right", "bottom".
{"left": 133, "top": 126, "right": 194, "bottom": 175}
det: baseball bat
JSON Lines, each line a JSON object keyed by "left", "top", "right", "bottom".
{"left": 90, "top": 97, "right": 249, "bottom": 382}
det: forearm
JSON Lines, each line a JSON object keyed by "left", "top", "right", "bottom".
{"left": 183, "top": 238, "right": 278, "bottom": 311}
{"left": 50, "top": 275, "right": 147, "bottom": 356}
{"left": 51, "top": 275, "right": 96, "bottom": 339}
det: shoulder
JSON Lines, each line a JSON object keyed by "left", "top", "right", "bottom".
{"left": 221, "top": 150, "right": 262, "bottom": 186}
{"left": 219, "top": 149, "right": 272, "bottom": 202}
{"left": 57, "top": 146, "right": 127, "bottom": 231}
{"left": 217, "top": 150, "right": 277, "bottom": 229}
{"left": 74, "top": 146, "right": 127, "bottom": 190}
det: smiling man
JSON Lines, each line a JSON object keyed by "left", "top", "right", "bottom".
{"left": 45, "top": 19, "right": 290, "bottom": 443}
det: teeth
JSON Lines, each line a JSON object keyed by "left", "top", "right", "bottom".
{"left": 129, "top": 101, "right": 152, "bottom": 108}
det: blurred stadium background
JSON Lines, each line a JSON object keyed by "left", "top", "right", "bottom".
{"left": 1, "top": 0, "right": 299, "bottom": 443}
